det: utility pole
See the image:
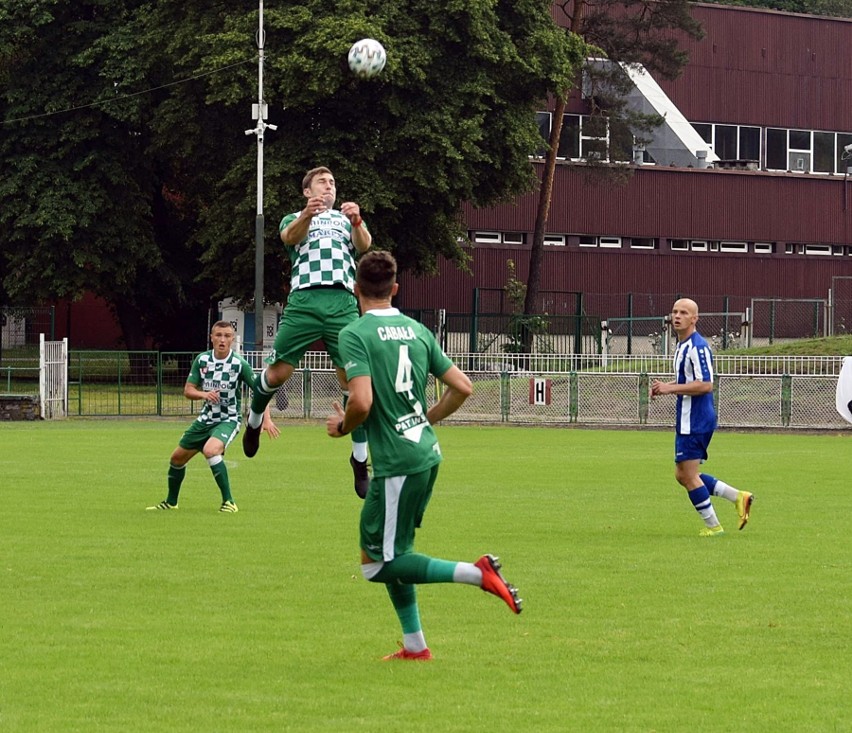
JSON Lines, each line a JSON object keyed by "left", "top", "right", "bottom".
{"left": 245, "top": 0, "right": 276, "bottom": 352}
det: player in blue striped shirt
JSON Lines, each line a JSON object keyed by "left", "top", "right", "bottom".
{"left": 652, "top": 299, "right": 754, "bottom": 536}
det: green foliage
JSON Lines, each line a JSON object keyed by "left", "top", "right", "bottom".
{"left": 502, "top": 258, "right": 552, "bottom": 353}
{"left": 0, "top": 0, "right": 586, "bottom": 349}
{"left": 723, "top": 334, "right": 852, "bottom": 357}
{"left": 1, "top": 421, "right": 850, "bottom": 731}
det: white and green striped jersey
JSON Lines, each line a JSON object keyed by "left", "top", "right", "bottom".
{"left": 279, "top": 209, "right": 365, "bottom": 292}
{"left": 186, "top": 350, "right": 256, "bottom": 426}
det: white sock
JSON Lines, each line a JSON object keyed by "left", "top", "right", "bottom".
{"left": 453, "top": 562, "right": 483, "bottom": 586}
{"left": 351, "top": 442, "right": 368, "bottom": 462}
{"left": 692, "top": 495, "right": 721, "bottom": 528}
{"left": 403, "top": 630, "right": 428, "bottom": 653}
{"left": 713, "top": 479, "right": 739, "bottom": 503}
{"left": 247, "top": 410, "right": 263, "bottom": 429}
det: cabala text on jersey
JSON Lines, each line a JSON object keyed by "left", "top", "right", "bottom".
{"left": 377, "top": 326, "right": 416, "bottom": 341}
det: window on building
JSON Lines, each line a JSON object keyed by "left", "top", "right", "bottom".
{"left": 789, "top": 129, "right": 810, "bottom": 150}
{"left": 599, "top": 236, "right": 622, "bottom": 248}
{"left": 754, "top": 242, "right": 774, "bottom": 254}
{"left": 788, "top": 129, "right": 811, "bottom": 172}
{"left": 582, "top": 115, "right": 609, "bottom": 161}
{"left": 813, "top": 132, "right": 834, "bottom": 173}
{"left": 534, "top": 112, "right": 551, "bottom": 157}
{"left": 579, "top": 235, "right": 598, "bottom": 247}
{"left": 805, "top": 244, "right": 831, "bottom": 256}
{"left": 690, "top": 240, "right": 708, "bottom": 251}
{"left": 502, "top": 232, "right": 526, "bottom": 245}
{"left": 473, "top": 231, "right": 502, "bottom": 244}
{"left": 544, "top": 234, "right": 566, "bottom": 246}
{"left": 739, "top": 127, "right": 761, "bottom": 162}
{"left": 557, "top": 115, "right": 581, "bottom": 159}
{"left": 631, "top": 238, "right": 657, "bottom": 249}
{"left": 720, "top": 241, "right": 748, "bottom": 253}
{"left": 670, "top": 240, "right": 688, "bottom": 251}
{"left": 715, "top": 125, "right": 738, "bottom": 160}
{"left": 785, "top": 243, "right": 796, "bottom": 254}
{"left": 766, "top": 128, "right": 787, "bottom": 170}
{"left": 609, "top": 119, "right": 634, "bottom": 163}
{"left": 838, "top": 133, "right": 852, "bottom": 175}
{"left": 692, "top": 123, "right": 712, "bottom": 144}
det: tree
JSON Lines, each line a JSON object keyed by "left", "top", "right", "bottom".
{"left": 0, "top": 0, "right": 217, "bottom": 350}
{"left": 0, "top": 0, "right": 586, "bottom": 350}
{"left": 522, "top": 0, "right": 703, "bottom": 347}
{"left": 193, "top": 0, "right": 587, "bottom": 292}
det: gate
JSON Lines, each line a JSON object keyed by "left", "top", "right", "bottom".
{"left": 40, "top": 335, "right": 68, "bottom": 419}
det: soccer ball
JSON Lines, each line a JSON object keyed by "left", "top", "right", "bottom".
{"left": 348, "top": 38, "right": 387, "bottom": 79}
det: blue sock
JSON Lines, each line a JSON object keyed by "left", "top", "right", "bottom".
{"left": 700, "top": 473, "right": 718, "bottom": 493}
{"left": 688, "top": 485, "right": 719, "bottom": 525}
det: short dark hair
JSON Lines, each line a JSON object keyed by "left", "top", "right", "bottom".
{"left": 356, "top": 251, "right": 397, "bottom": 299}
{"left": 302, "top": 166, "right": 333, "bottom": 190}
{"left": 211, "top": 320, "right": 235, "bottom": 332}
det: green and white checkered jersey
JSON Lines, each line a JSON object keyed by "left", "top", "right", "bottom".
{"left": 340, "top": 308, "right": 454, "bottom": 478}
{"left": 186, "top": 349, "right": 257, "bottom": 426}
{"left": 279, "top": 209, "right": 365, "bottom": 293}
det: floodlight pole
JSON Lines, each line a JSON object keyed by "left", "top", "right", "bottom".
{"left": 245, "top": 0, "right": 276, "bottom": 352}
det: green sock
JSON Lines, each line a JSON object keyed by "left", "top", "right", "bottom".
{"left": 350, "top": 424, "right": 367, "bottom": 444}
{"left": 250, "top": 368, "right": 276, "bottom": 415}
{"left": 342, "top": 391, "right": 368, "bottom": 445}
{"left": 166, "top": 464, "right": 185, "bottom": 506}
{"left": 373, "top": 553, "right": 458, "bottom": 585}
{"left": 386, "top": 582, "right": 421, "bottom": 634}
{"left": 208, "top": 457, "right": 232, "bottom": 502}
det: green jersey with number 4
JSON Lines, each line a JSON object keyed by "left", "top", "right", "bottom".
{"left": 339, "top": 308, "right": 453, "bottom": 478}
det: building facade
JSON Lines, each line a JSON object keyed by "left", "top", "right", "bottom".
{"left": 396, "top": 3, "right": 852, "bottom": 332}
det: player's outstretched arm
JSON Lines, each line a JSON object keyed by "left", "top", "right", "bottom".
{"left": 326, "top": 376, "right": 372, "bottom": 437}
{"left": 427, "top": 366, "right": 472, "bottom": 425}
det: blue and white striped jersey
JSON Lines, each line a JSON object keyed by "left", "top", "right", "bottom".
{"left": 672, "top": 331, "right": 717, "bottom": 434}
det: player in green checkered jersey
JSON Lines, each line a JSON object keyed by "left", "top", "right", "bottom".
{"left": 326, "top": 251, "right": 522, "bottom": 661}
{"left": 147, "top": 321, "right": 278, "bottom": 513}
{"left": 243, "top": 166, "right": 373, "bottom": 497}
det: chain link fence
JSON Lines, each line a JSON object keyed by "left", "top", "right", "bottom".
{"left": 24, "top": 346, "right": 851, "bottom": 431}
{"left": 0, "top": 306, "right": 56, "bottom": 395}
{"left": 830, "top": 275, "right": 852, "bottom": 336}
{"left": 420, "top": 291, "right": 839, "bottom": 361}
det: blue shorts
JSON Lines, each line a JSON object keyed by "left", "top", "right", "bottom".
{"left": 674, "top": 432, "right": 713, "bottom": 463}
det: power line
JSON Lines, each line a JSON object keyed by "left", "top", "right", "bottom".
{"left": 1, "top": 58, "right": 254, "bottom": 126}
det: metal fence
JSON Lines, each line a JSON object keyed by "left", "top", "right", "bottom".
{"left": 409, "top": 297, "right": 835, "bottom": 359}
{"left": 0, "top": 307, "right": 56, "bottom": 396}
{"left": 34, "top": 349, "right": 849, "bottom": 430}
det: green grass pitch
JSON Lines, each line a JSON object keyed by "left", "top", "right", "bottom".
{"left": 1, "top": 420, "right": 849, "bottom": 732}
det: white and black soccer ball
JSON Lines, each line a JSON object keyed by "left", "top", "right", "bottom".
{"left": 347, "top": 38, "right": 387, "bottom": 79}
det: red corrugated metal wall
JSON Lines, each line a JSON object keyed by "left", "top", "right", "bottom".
{"left": 396, "top": 246, "right": 852, "bottom": 314}
{"left": 465, "top": 165, "right": 852, "bottom": 243}
{"left": 659, "top": 5, "right": 852, "bottom": 130}
{"left": 395, "top": 3, "right": 852, "bottom": 314}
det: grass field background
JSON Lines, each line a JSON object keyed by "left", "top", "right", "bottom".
{"left": 1, "top": 420, "right": 850, "bottom": 732}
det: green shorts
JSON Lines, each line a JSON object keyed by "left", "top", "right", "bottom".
{"left": 360, "top": 465, "right": 440, "bottom": 562}
{"left": 178, "top": 419, "right": 240, "bottom": 452}
{"left": 268, "top": 287, "right": 359, "bottom": 368}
